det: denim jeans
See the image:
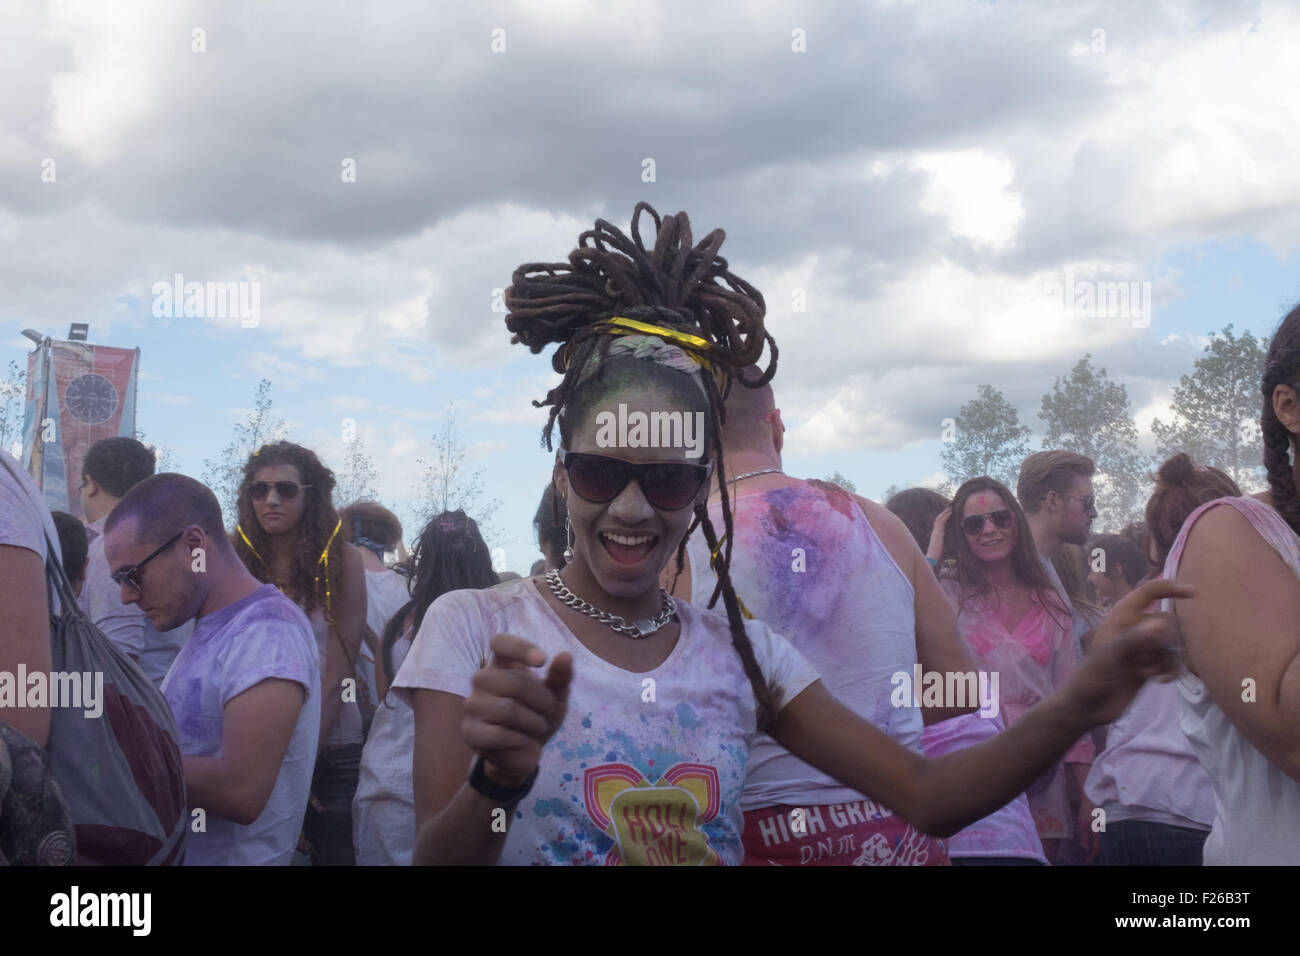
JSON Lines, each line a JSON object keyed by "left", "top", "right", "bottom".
{"left": 302, "top": 743, "right": 363, "bottom": 866}
{"left": 1100, "top": 820, "right": 1208, "bottom": 866}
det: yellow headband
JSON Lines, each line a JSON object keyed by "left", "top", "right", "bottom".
{"left": 564, "top": 316, "right": 715, "bottom": 372}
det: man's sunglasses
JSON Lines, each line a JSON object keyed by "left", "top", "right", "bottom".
{"left": 558, "top": 447, "right": 712, "bottom": 511}
{"left": 1060, "top": 491, "right": 1097, "bottom": 513}
{"left": 961, "top": 510, "right": 1014, "bottom": 536}
{"left": 249, "top": 481, "right": 313, "bottom": 502}
{"left": 110, "top": 530, "right": 184, "bottom": 594}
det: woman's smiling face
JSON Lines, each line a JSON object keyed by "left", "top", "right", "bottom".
{"left": 961, "top": 490, "right": 1018, "bottom": 565}
{"left": 554, "top": 387, "right": 709, "bottom": 600}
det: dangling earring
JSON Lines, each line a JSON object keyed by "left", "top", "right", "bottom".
{"left": 563, "top": 516, "right": 575, "bottom": 565}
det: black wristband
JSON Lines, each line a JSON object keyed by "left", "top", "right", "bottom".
{"left": 468, "top": 757, "right": 538, "bottom": 809}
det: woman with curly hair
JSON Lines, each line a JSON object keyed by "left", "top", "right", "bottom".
{"left": 394, "top": 202, "right": 1183, "bottom": 866}
{"left": 233, "top": 441, "right": 367, "bottom": 865}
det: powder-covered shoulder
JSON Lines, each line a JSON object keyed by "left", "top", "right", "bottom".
{"left": 393, "top": 579, "right": 540, "bottom": 700}
{"left": 677, "top": 600, "right": 820, "bottom": 712}
{"left": 0, "top": 454, "right": 54, "bottom": 560}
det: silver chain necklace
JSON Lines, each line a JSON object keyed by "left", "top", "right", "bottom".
{"left": 728, "top": 467, "right": 782, "bottom": 483}
{"left": 545, "top": 569, "right": 676, "bottom": 639}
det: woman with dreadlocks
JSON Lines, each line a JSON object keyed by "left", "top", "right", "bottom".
{"left": 1153, "top": 304, "right": 1300, "bottom": 865}
{"left": 395, "top": 203, "right": 1185, "bottom": 866}
{"left": 234, "top": 441, "right": 367, "bottom": 865}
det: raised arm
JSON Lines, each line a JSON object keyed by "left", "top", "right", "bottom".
{"left": 1175, "top": 505, "right": 1300, "bottom": 780}
{"left": 768, "top": 579, "right": 1187, "bottom": 836}
{"left": 182, "top": 677, "right": 306, "bottom": 825}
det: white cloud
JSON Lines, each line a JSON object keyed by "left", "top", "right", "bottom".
{"left": 914, "top": 149, "right": 1025, "bottom": 249}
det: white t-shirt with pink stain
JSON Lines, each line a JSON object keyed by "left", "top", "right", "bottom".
{"left": 392, "top": 577, "right": 819, "bottom": 866}
{"left": 941, "top": 578, "right": 1094, "bottom": 840}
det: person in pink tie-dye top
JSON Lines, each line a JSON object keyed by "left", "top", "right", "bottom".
{"left": 937, "top": 476, "right": 1095, "bottom": 864}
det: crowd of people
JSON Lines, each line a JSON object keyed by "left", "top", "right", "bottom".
{"left": 2, "top": 202, "right": 1298, "bottom": 867}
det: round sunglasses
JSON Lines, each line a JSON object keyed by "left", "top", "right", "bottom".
{"left": 960, "top": 509, "right": 1014, "bottom": 537}
{"left": 249, "top": 480, "right": 313, "bottom": 502}
{"left": 558, "top": 446, "right": 712, "bottom": 511}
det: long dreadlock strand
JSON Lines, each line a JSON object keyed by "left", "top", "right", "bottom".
{"left": 504, "top": 201, "right": 779, "bottom": 725}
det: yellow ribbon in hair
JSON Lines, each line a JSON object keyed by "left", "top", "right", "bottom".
{"left": 572, "top": 316, "right": 715, "bottom": 371}
{"left": 708, "top": 534, "right": 755, "bottom": 621}
{"left": 316, "top": 518, "right": 342, "bottom": 625}
{"left": 236, "top": 518, "right": 343, "bottom": 624}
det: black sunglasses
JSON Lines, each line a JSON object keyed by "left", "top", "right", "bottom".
{"left": 558, "top": 446, "right": 712, "bottom": 511}
{"left": 960, "top": 510, "right": 1014, "bottom": 536}
{"left": 110, "top": 530, "right": 185, "bottom": 594}
{"left": 250, "top": 480, "right": 313, "bottom": 502}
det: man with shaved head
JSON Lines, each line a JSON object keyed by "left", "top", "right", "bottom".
{"left": 104, "top": 473, "right": 320, "bottom": 865}
{"left": 669, "top": 375, "right": 1048, "bottom": 866}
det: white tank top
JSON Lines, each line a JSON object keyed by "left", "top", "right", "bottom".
{"left": 686, "top": 480, "right": 924, "bottom": 810}
{"left": 309, "top": 608, "right": 365, "bottom": 748}
{"left": 1165, "top": 495, "right": 1300, "bottom": 864}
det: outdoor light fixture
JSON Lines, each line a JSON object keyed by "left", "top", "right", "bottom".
{"left": 68, "top": 323, "right": 89, "bottom": 342}
{"left": 21, "top": 328, "right": 44, "bottom": 345}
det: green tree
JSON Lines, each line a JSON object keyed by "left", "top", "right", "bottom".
{"left": 413, "top": 403, "right": 501, "bottom": 545}
{"left": 202, "top": 379, "right": 287, "bottom": 524}
{"left": 823, "top": 471, "right": 857, "bottom": 494}
{"left": 1151, "top": 325, "right": 1268, "bottom": 491}
{"left": 881, "top": 483, "right": 901, "bottom": 503}
{"left": 335, "top": 432, "right": 380, "bottom": 506}
{"left": 941, "top": 384, "right": 1033, "bottom": 490}
{"left": 1039, "top": 355, "right": 1148, "bottom": 527}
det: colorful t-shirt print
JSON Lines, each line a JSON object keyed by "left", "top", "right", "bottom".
{"left": 392, "top": 577, "right": 819, "bottom": 866}
{"left": 585, "top": 762, "right": 722, "bottom": 865}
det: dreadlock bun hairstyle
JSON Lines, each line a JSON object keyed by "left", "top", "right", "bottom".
{"left": 504, "top": 202, "right": 780, "bottom": 727}
{"left": 1262, "top": 302, "right": 1300, "bottom": 536}
{"left": 235, "top": 440, "right": 346, "bottom": 620}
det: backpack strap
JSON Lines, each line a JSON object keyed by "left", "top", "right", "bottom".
{"left": 145, "top": 811, "right": 187, "bottom": 866}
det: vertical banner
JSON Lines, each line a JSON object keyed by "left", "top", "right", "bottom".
{"left": 23, "top": 340, "right": 140, "bottom": 519}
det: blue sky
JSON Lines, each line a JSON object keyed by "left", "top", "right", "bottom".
{"left": 4, "top": 0, "right": 1300, "bottom": 569}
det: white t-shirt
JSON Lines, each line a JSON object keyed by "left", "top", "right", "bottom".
{"left": 162, "top": 584, "right": 321, "bottom": 865}
{"left": 0, "top": 450, "right": 61, "bottom": 612}
{"left": 1084, "top": 680, "right": 1214, "bottom": 831}
{"left": 392, "top": 577, "right": 819, "bottom": 866}
{"left": 360, "top": 568, "right": 409, "bottom": 709}
{"left": 353, "top": 627, "right": 416, "bottom": 867}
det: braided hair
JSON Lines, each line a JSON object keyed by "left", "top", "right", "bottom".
{"left": 1262, "top": 303, "right": 1300, "bottom": 535}
{"left": 505, "top": 202, "right": 781, "bottom": 727}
